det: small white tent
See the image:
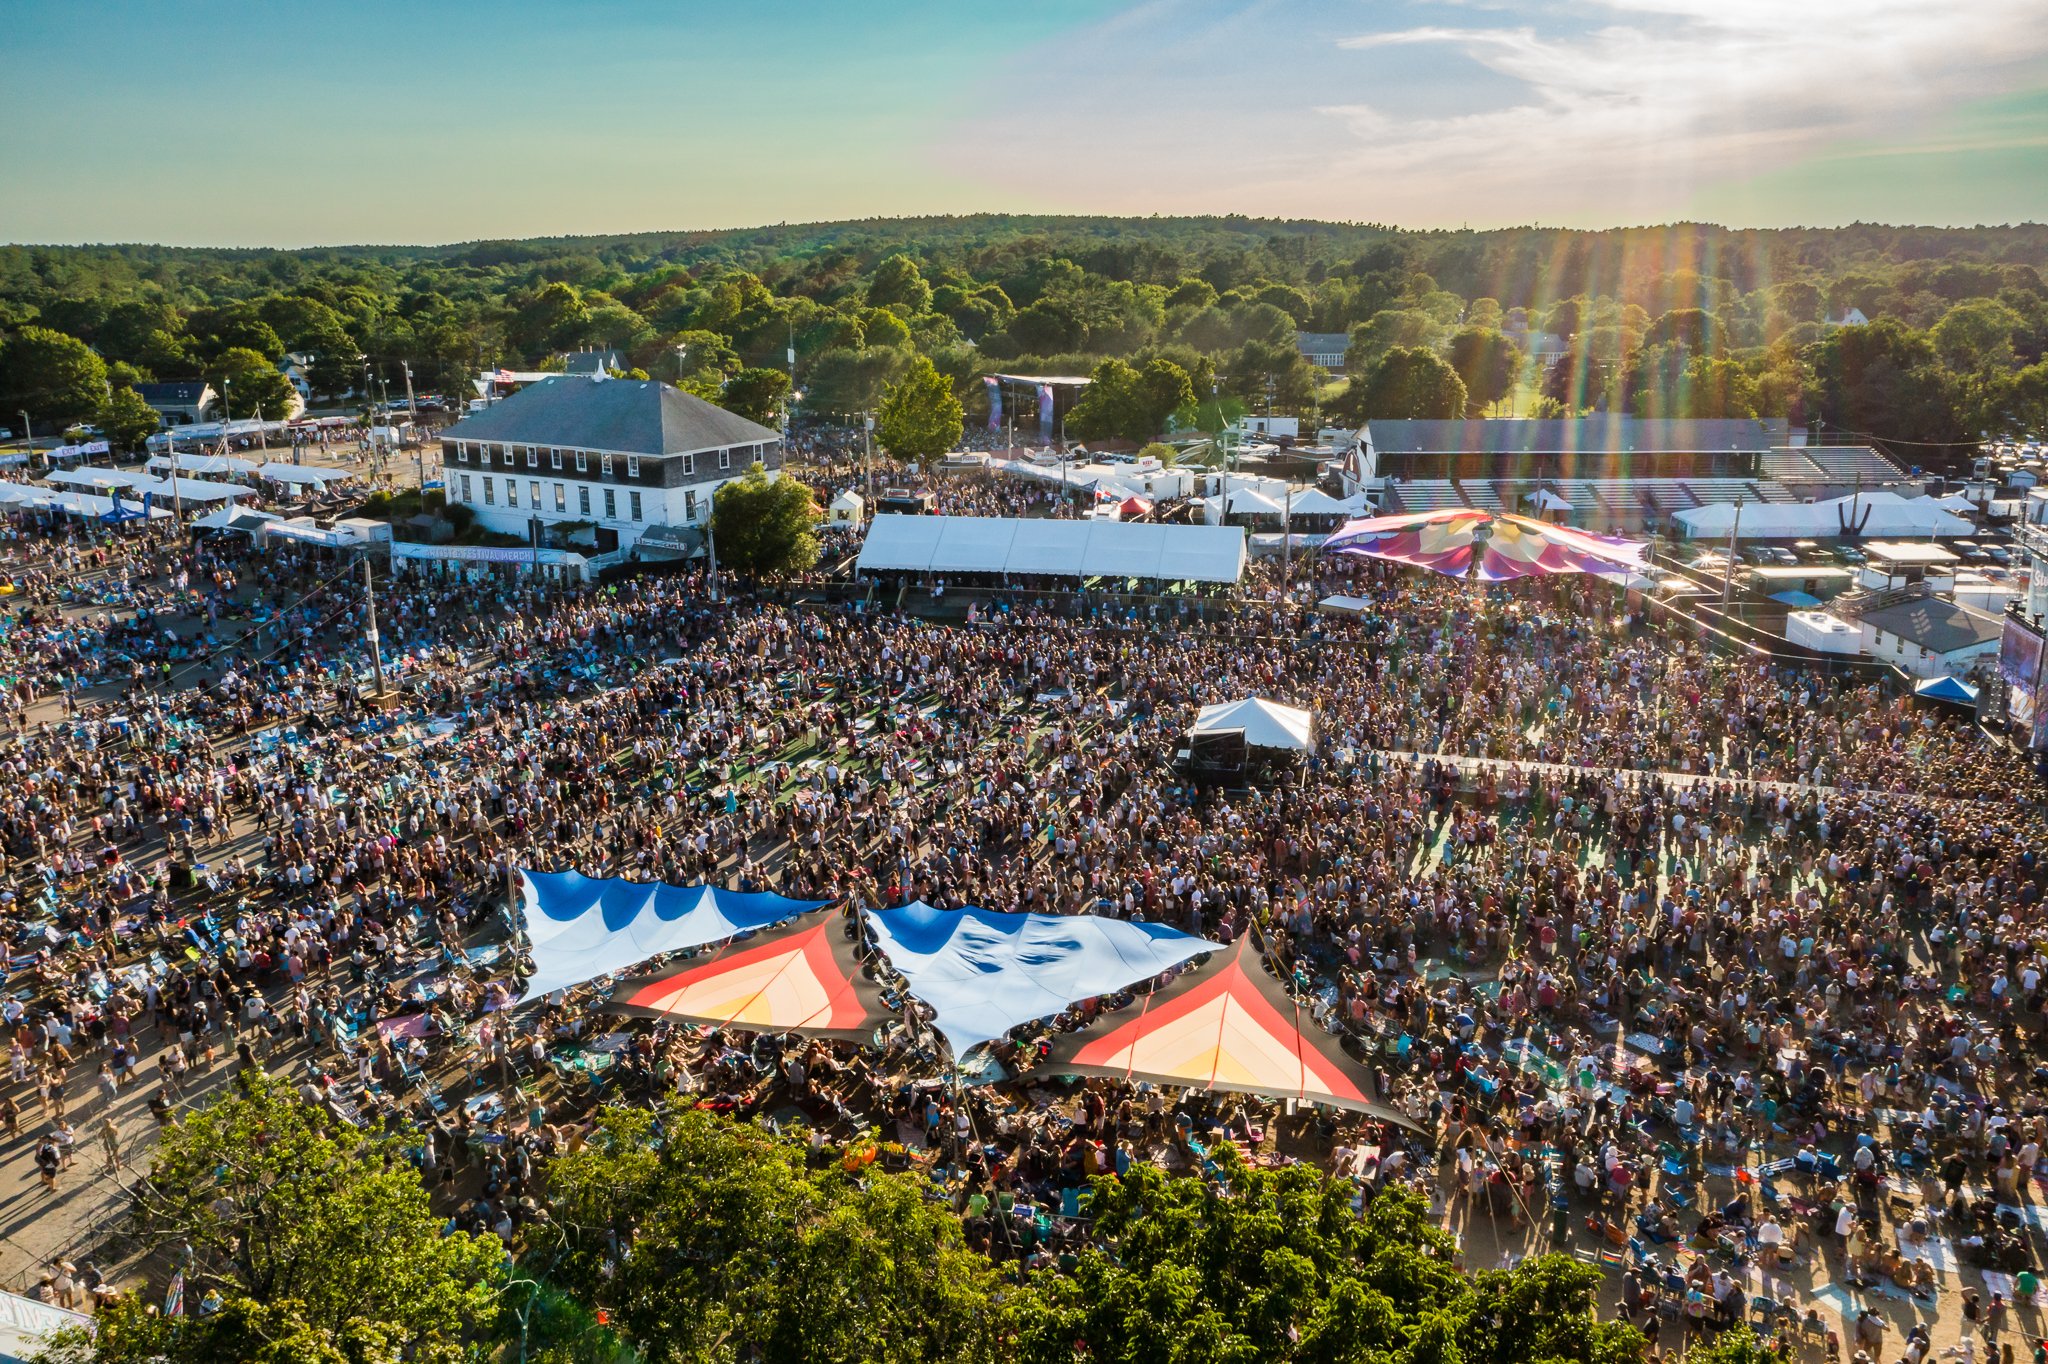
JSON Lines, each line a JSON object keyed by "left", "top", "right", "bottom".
{"left": 1192, "top": 698, "right": 1314, "bottom": 752}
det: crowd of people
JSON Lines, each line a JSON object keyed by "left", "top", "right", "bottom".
{"left": 0, "top": 461, "right": 2041, "bottom": 1363}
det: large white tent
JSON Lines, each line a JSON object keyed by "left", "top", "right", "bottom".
{"left": 147, "top": 452, "right": 261, "bottom": 476}
{"left": 1674, "top": 490, "right": 1972, "bottom": 540}
{"left": 1191, "top": 697, "right": 1314, "bottom": 751}
{"left": 259, "top": 461, "right": 353, "bottom": 486}
{"left": 857, "top": 513, "right": 1245, "bottom": 584}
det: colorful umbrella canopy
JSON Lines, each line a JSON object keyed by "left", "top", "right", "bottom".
{"left": 1323, "top": 508, "right": 1646, "bottom": 583}
{"left": 1042, "top": 937, "right": 1421, "bottom": 1129}
{"left": 604, "top": 910, "right": 889, "bottom": 1041}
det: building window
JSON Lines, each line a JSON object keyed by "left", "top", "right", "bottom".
{"left": 554, "top": 483, "right": 566, "bottom": 512}
{"left": 685, "top": 489, "right": 697, "bottom": 521}
{"left": 603, "top": 488, "right": 616, "bottom": 519}
{"left": 602, "top": 454, "right": 614, "bottom": 478}
{"left": 525, "top": 446, "right": 538, "bottom": 468}
{"left": 460, "top": 474, "right": 471, "bottom": 502}
{"left": 579, "top": 486, "right": 590, "bottom": 516}
{"left": 718, "top": 448, "right": 732, "bottom": 470}
{"left": 550, "top": 449, "right": 562, "bottom": 470}
{"left": 529, "top": 479, "right": 541, "bottom": 510}
{"left": 483, "top": 477, "right": 495, "bottom": 505}
{"left": 630, "top": 491, "right": 642, "bottom": 521}
{"left": 480, "top": 445, "right": 491, "bottom": 467}
{"left": 506, "top": 480, "right": 519, "bottom": 508}
{"left": 626, "top": 455, "right": 640, "bottom": 479}
{"left": 575, "top": 450, "right": 588, "bottom": 472}
{"left": 682, "top": 453, "right": 694, "bottom": 476}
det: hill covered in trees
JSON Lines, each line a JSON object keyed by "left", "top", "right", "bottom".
{"left": 3, "top": 216, "right": 2044, "bottom": 457}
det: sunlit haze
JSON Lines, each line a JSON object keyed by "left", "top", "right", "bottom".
{"left": 2, "top": 0, "right": 2043, "bottom": 246}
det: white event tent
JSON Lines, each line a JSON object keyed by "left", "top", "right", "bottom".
{"left": 258, "top": 462, "right": 353, "bottom": 486}
{"left": 1191, "top": 697, "right": 1314, "bottom": 751}
{"left": 1674, "top": 490, "right": 1972, "bottom": 540}
{"left": 857, "top": 513, "right": 1245, "bottom": 584}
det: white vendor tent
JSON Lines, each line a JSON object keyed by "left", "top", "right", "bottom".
{"left": 1191, "top": 697, "right": 1314, "bottom": 751}
{"left": 135, "top": 478, "right": 254, "bottom": 504}
{"left": 1674, "top": 490, "right": 1972, "bottom": 540}
{"left": 0, "top": 484, "right": 58, "bottom": 510}
{"left": 147, "top": 452, "right": 260, "bottom": 476}
{"left": 259, "top": 461, "right": 353, "bottom": 486}
{"left": 193, "top": 505, "right": 281, "bottom": 533}
{"left": 856, "top": 513, "right": 1245, "bottom": 584}
{"left": 45, "top": 468, "right": 145, "bottom": 491}
{"left": 43, "top": 490, "right": 173, "bottom": 520}
{"left": 1288, "top": 488, "right": 1371, "bottom": 517}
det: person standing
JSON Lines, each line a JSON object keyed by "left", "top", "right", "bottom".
{"left": 97, "top": 1114, "right": 119, "bottom": 1175}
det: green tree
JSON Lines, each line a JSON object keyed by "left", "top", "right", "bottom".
{"left": 1346, "top": 309, "right": 1443, "bottom": 373}
{"left": 1137, "top": 356, "right": 1197, "bottom": 430}
{"left": 868, "top": 254, "right": 934, "bottom": 314}
{"left": 207, "top": 348, "right": 297, "bottom": 421}
{"left": 102, "top": 1074, "right": 500, "bottom": 1363}
{"left": 804, "top": 345, "right": 911, "bottom": 415}
{"left": 1931, "top": 298, "right": 2023, "bottom": 376}
{"left": 534, "top": 1106, "right": 999, "bottom": 1364}
{"left": 721, "top": 367, "right": 792, "bottom": 426}
{"left": 1805, "top": 317, "right": 1969, "bottom": 453}
{"left": 1012, "top": 1150, "right": 1641, "bottom": 1364}
{"left": 96, "top": 385, "right": 159, "bottom": 453}
{"left": 1066, "top": 359, "right": 1149, "bottom": 443}
{"left": 710, "top": 463, "right": 820, "bottom": 577}
{"left": 1445, "top": 328, "right": 1522, "bottom": 414}
{"left": 1345, "top": 346, "right": 1467, "bottom": 421}
{"left": 0, "top": 326, "right": 108, "bottom": 432}
{"left": 875, "top": 354, "right": 963, "bottom": 459}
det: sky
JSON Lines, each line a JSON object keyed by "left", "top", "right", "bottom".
{"left": 1, "top": 0, "right": 2044, "bottom": 246}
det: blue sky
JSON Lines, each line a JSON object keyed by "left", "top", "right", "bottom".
{"left": 1, "top": 0, "right": 2043, "bottom": 246}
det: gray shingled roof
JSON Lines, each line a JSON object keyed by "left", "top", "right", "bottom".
{"left": 1365, "top": 418, "right": 1777, "bottom": 455}
{"left": 441, "top": 376, "right": 778, "bottom": 456}
{"left": 1857, "top": 597, "right": 2003, "bottom": 654}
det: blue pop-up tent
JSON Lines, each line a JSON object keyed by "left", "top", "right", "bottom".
{"left": 517, "top": 869, "right": 828, "bottom": 1002}
{"left": 1912, "top": 674, "right": 1978, "bottom": 706}
{"left": 865, "top": 900, "right": 1221, "bottom": 1058}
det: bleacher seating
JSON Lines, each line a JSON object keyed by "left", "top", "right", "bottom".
{"left": 1803, "top": 446, "right": 1907, "bottom": 483}
{"left": 1386, "top": 480, "right": 1466, "bottom": 513}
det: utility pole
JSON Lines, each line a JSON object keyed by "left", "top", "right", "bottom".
{"left": 1283, "top": 483, "right": 1293, "bottom": 589}
{"left": 254, "top": 402, "right": 267, "bottom": 452}
{"left": 863, "top": 412, "right": 875, "bottom": 502}
{"left": 402, "top": 362, "right": 423, "bottom": 487}
{"left": 1720, "top": 495, "right": 1743, "bottom": 610}
{"left": 362, "top": 556, "right": 388, "bottom": 705}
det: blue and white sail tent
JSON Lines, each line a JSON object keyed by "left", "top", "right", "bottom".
{"left": 516, "top": 869, "right": 829, "bottom": 1002}
{"left": 865, "top": 901, "right": 1222, "bottom": 1058}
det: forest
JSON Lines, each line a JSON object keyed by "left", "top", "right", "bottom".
{"left": 2, "top": 216, "right": 2045, "bottom": 458}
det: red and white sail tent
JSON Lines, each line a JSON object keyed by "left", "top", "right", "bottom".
{"left": 605, "top": 910, "right": 889, "bottom": 1042}
{"left": 1042, "top": 937, "right": 1421, "bottom": 1130}
{"left": 1323, "top": 508, "right": 1646, "bottom": 583}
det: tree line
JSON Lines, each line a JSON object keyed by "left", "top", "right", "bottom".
{"left": 1, "top": 217, "right": 2044, "bottom": 460}
{"left": 35, "top": 1078, "right": 1782, "bottom": 1364}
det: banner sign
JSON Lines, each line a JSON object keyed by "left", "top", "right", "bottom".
{"left": 1037, "top": 383, "right": 1054, "bottom": 440}
{"left": 983, "top": 376, "right": 1001, "bottom": 432}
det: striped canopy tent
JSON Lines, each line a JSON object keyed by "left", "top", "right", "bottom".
{"left": 1043, "top": 936, "right": 1421, "bottom": 1130}
{"left": 604, "top": 911, "right": 889, "bottom": 1042}
{"left": 1324, "top": 508, "right": 1645, "bottom": 583}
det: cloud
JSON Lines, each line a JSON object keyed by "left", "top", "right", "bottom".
{"left": 1307, "top": 0, "right": 2048, "bottom": 223}
{"left": 946, "top": 0, "right": 2048, "bottom": 227}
